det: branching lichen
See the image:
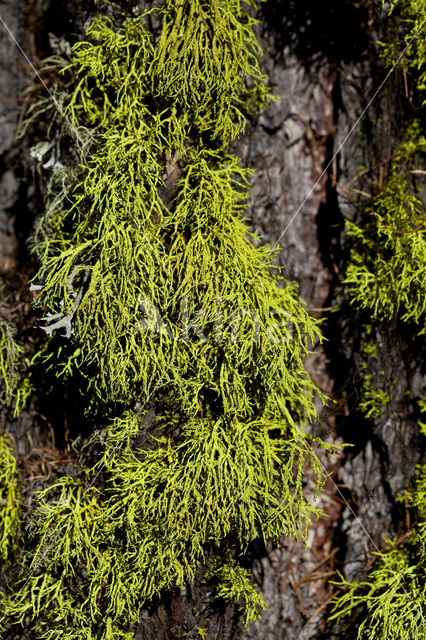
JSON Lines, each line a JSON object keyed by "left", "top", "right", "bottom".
{"left": 344, "top": 124, "right": 426, "bottom": 331}
{"left": 0, "top": 432, "right": 20, "bottom": 563}
{"left": 329, "top": 2, "right": 426, "bottom": 636}
{"left": 329, "top": 406, "right": 426, "bottom": 639}
{"left": 344, "top": 0, "right": 426, "bottom": 331}
{"left": 0, "top": 316, "right": 33, "bottom": 418}
{"left": 2, "top": 2, "right": 336, "bottom": 637}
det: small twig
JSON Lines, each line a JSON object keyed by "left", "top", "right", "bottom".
{"left": 290, "top": 578, "right": 310, "bottom": 619}
{"left": 159, "top": 605, "right": 170, "bottom": 640}
{"left": 12, "top": 496, "right": 31, "bottom": 508}
{"left": 342, "top": 155, "right": 395, "bottom": 191}
{"left": 331, "top": 152, "right": 338, "bottom": 188}
{"left": 301, "top": 591, "right": 335, "bottom": 630}
{"left": 308, "top": 375, "right": 334, "bottom": 398}
{"left": 404, "top": 489, "right": 411, "bottom": 531}
{"left": 378, "top": 164, "right": 384, "bottom": 190}
{"left": 350, "top": 187, "right": 373, "bottom": 198}
{"left": 403, "top": 63, "right": 409, "bottom": 98}
{"left": 372, "top": 211, "right": 424, "bottom": 235}
{"left": 293, "top": 549, "right": 339, "bottom": 588}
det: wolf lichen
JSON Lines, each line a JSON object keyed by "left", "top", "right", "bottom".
{"left": 2, "top": 2, "right": 335, "bottom": 638}
{"left": 329, "top": 1, "right": 426, "bottom": 636}
{"left": 0, "top": 316, "right": 33, "bottom": 418}
{"left": 207, "top": 553, "right": 267, "bottom": 624}
{"left": 329, "top": 534, "right": 426, "bottom": 640}
{"left": 384, "top": 0, "right": 426, "bottom": 106}
{"left": 355, "top": 328, "right": 393, "bottom": 420}
{"left": 344, "top": 125, "right": 426, "bottom": 331}
{"left": 0, "top": 318, "right": 22, "bottom": 408}
{"left": 0, "top": 432, "right": 20, "bottom": 563}
{"left": 329, "top": 409, "right": 426, "bottom": 640}
{"left": 344, "top": 0, "right": 426, "bottom": 332}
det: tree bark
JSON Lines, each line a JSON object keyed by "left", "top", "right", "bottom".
{"left": 0, "top": 1, "right": 423, "bottom": 639}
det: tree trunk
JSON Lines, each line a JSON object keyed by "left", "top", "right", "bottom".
{"left": 0, "top": 1, "right": 423, "bottom": 639}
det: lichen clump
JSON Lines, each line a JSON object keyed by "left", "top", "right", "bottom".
{"left": 344, "top": 124, "right": 426, "bottom": 331}
{"left": 1, "top": 2, "right": 333, "bottom": 638}
{"left": 329, "top": 406, "right": 426, "bottom": 640}
{"left": 0, "top": 432, "right": 20, "bottom": 563}
{"left": 330, "top": 0, "right": 426, "bottom": 636}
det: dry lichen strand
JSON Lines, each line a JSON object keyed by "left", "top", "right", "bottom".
{"left": 1, "top": 2, "right": 335, "bottom": 638}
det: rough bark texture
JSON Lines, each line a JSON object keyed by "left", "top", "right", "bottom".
{"left": 0, "top": 1, "right": 423, "bottom": 639}
{"left": 0, "top": 0, "right": 23, "bottom": 273}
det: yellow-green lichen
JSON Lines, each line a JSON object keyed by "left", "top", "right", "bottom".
{"left": 0, "top": 432, "right": 20, "bottom": 562}
{"left": 2, "top": 2, "right": 335, "bottom": 638}
{"left": 0, "top": 317, "right": 33, "bottom": 418}
{"left": 344, "top": 124, "right": 426, "bottom": 331}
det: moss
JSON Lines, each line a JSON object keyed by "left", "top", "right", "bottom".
{"left": 358, "top": 373, "right": 391, "bottom": 419}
